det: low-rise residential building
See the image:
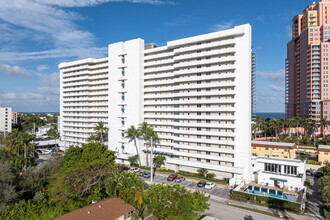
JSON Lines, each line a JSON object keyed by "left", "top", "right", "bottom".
{"left": 35, "top": 125, "right": 52, "bottom": 137}
{"left": 318, "top": 145, "right": 330, "bottom": 165}
{"left": 0, "top": 107, "right": 12, "bottom": 136}
{"left": 55, "top": 198, "right": 134, "bottom": 220}
{"left": 251, "top": 156, "right": 306, "bottom": 191}
{"left": 251, "top": 141, "right": 296, "bottom": 159}
{"left": 11, "top": 112, "right": 18, "bottom": 124}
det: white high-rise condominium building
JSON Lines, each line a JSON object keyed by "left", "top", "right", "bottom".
{"left": 0, "top": 107, "right": 12, "bottom": 136}
{"left": 59, "top": 24, "right": 253, "bottom": 183}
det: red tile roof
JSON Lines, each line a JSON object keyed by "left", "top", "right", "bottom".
{"left": 55, "top": 198, "right": 135, "bottom": 220}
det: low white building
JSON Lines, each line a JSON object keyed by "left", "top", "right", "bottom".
{"left": 251, "top": 156, "right": 306, "bottom": 191}
{"left": 36, "top": 125, "right": 53, "bottom": 137}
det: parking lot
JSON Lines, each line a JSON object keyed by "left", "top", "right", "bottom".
{"left": 143, "top": 173, "right": 231, "bottom": 199}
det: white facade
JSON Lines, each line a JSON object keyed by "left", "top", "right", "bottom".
{"left": 251, "top": 157, "right": 306, "bottom": 191}
{"left": 35, "top": 124, "right": 52, "bottom": 137}
{"left": 59, "top": 57, "right": 109, "bottom": 147}
{"left": 59, "top": 24, "right": 252, "bottom": 183}
{"left": 0, "top": 107, "right": 12, "bottom": 136}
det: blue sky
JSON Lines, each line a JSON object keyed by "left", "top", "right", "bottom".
{"left": 0, "top": 0, "right": 311, "bottom": 112}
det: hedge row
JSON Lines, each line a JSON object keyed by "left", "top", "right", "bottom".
{"left": 230, "top": 190, "right": 303, "bottom": 214}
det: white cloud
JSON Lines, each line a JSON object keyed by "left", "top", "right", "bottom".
{"left": 37, "top": 87, "right": 59, "bottom": 95}
{"left": 211, "top": 21, "right": 234, "bottom": 32}
{"left": 36, "top": 72, "right": 60, "bottom": 87}
{"left": 0, "top": 92, "right": 43, "bottom": 100}
{"left": 257, "top": 69, "right": 285, "bottom": 85}
{"left": 37, "top": 65, "right": 48, "bottom": 71}
{"left": 269, "top": 85, "right": 284, "bottom": 92}
{"left": 0, "top": 0, "right": 172, "bottom": 61}
{"left": 0, "top": 64, "right": 31, "bottom": 76}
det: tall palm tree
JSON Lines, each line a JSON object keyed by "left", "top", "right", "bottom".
{"left": 294, "top": 116, "right": 301, "bottom": 139}
{"left": 286, "top": 118, "right": 294, "bottom": 137}
{"left": 269, "top": 118, "right": 278, "bottom": 138}
{"left": 310, "top": 120, "right": 318, "bottom": 147}
{"left": 319, "top": 118, "right": 328, "bottom": 138}
{"left": 125, "top": 125, "right": 142, "bottom": 167}
{"left": 5, "top": 129, "right": 21, "bottom": 155}
{"left": 19, "top": 132, "right": 34, "bottom": 158}
{"left": 138, "top": 122, "right": 150, "bottom": 166}
{"left": 302, "top": 118, "right": 310, "bottom": 136}
{"left": 94, "top": 121, "right": 108, "bottom": 144}
{"left": 278, "top": 118, "right": 286, "bottom": 134}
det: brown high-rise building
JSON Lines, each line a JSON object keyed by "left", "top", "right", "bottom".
{"left": 286, "top": 0, "right": 330, "bottom": 120}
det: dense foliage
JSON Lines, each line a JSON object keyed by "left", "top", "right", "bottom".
{"left": 318, "top": 163, "right": 330, "bottom": 205}
{"left": 0, "top": 142, "right": 210, "bottom": 220}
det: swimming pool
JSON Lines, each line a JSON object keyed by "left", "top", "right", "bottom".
{"left": 244, "top": 186, "right": 298, "bottom": 202}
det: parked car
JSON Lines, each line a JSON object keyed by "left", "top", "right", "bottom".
{"left": 314, "top": 171, "right": 324, "bottom": 178}
{"left": 167, "top": 173, "right": 178, "bottom": 181}
{"left": 175, "top": 176, "right": 185, "bottom": 183}
{"left": 41, "top": 149, "right": 52, "bottom": 155}
{"left": 143, "top": 172, "right": 155, "bottom": 178}
{"left": 306, "top": 169, "right": 311, "bottom": 176}
{"left": 35, "top": 149, "right": 43, "bottom": 154}
{"left": 130, "top": 167, "right": 140, "bottom": 173}
{"left": 197, "top": 181, "right": 206, "bottom": 187}
{"left": 205, "top": 182, "right": 216, "bottom": 189}
{"left": 139, "top": 171, "right": 147, "bottom": 176}
{"left": 200, "top": 216, "right": 219, "bottom": 220}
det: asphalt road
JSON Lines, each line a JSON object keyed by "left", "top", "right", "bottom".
{"left": 305, "top": 175, "right": 324, "bottom": 219}
{"left": 205, "top": 198, "right": 279, "bottom": 220}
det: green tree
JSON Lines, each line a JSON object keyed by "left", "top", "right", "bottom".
{"left": 318, "top": 176, "right": 330, "bottom": 205}
{"left": 94, "top": 121, "right": 108, "bottom": 144}
{"left": 197, "top": 168, "right": 208, "bottom": 177}
{"left": 46, "top": 128, "right": 60, "bottom": 151}
{"left": 105, "top": 171, "right": 146, "bottom": 219}
{"left": 19, "top": 132, "right": 34, "bottom": 158}
{"left": 320, "top": 118, "right": 329, "bottom": 138}
{"left": 47, "top": 142, "right": 116, "bottom": 203}
{"left": 138, "top": 122, "right": 150, "bottom": 166}
{"left": 206, "top": 173, "right": 216, "bottom": 180}
{"left": 128, "top": 155, "right": 139, "bottom": 167}
{"left": 145, "top": 184, "right": 210, "bottom": 220}
{"left": 153, "top": 155, "right": 166, "bottom": 171}
{"left": 0, "top": 161, "right": 19, "bottom": 211}
{"left": 126, "top": 125, "right": 142, "bottom": 167}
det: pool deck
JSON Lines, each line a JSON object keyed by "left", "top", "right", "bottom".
{"left": 240, "top": 182, "right": 303, "bottom": 203}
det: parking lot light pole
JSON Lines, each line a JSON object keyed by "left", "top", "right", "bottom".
{"left": 150, "top": 136, "right": 154, "bottom": 183}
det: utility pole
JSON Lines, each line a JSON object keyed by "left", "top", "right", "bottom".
{"left": 150, "top": 136, "right": 154, "bottom": 183}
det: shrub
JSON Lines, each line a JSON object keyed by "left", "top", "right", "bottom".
{"left": 306, "top": 160, "right": 322, "bottom": 165}
{"left": 304, "top": 179, "right": 311, "bottom": 188}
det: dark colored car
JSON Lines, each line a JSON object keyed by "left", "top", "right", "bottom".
{"left": 139, "top": 171, "right": 147, "bottom": 176}
{"left": 314, "top": 171, "right": 324, "bottom": 178}
{"left": 167, "top": 173, "right": 178, "bottom": 181}
{"left": 197, "top": 181, "right": 206, "bottom": 187}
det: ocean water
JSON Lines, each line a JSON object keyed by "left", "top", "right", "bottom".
{"left": 255, "top": 112, "right": 285, "bottom": 119}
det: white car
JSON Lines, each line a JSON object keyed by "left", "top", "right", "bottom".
{"left": 41, "top": 149, "right": 52, "bottom": 155}
{"left": 130, "top": 167, "right": 140, "bottom": 173}
{"left": 205, "top": 182, "right": 216, "bottom": 189}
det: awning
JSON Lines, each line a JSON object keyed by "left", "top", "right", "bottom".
{"left": 270, "top": 177, "right": 287, "bottom": 182}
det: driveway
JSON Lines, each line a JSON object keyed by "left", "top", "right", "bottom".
{"left": 305, "top": 175, "right": 325, "bottom": 219}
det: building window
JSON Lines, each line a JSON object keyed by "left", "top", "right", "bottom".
{"left": 122, "top": 69, "right": 125, "bottom": 76}
{"left": 284, "top": 165, "right": 297, "bottom": 175}
{"left": 122, "top": 81, "right": 125, "bottom": 89}
{"left": 264, "top": 163, "right": 281, "bottom": 173}
{"left": 122, "top": 94, "right": 125, "bottom": 101}
{"left": 122, "top": 56, "right": 125, "bottom": 64}
{"left": 252, "top": 153, "right": 257, "bottom": 156}
{"left": 121, "top": 106, "right": 125, "bottom": 114}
